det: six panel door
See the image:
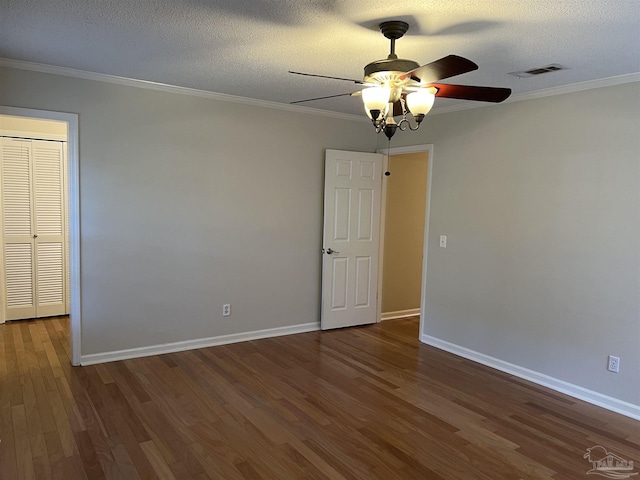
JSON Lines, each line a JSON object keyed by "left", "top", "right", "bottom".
{"left": 321, "top": 149, "right": 383, "bottom": 330}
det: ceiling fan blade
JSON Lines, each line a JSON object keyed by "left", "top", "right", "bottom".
{"left": 289, "top": 71, "right": 364, "bottom": 84}
{"left": 290, "top": 92, "right": 357, "bottom": 104}
{"left": 400, "top": 55, "right": 478, "bottom": 84}
{"left": 432, "top": 83, "right": 512, "bottom": 102}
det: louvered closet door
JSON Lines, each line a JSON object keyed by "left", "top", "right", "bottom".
{"left": 1, "top": 138, "right": 67, "bottom": 320}
{"left": 32, "top": 140, "right": 66, "bottom": 317}
{"left": 1, "top": 138, "right": 37, "bottom": 320}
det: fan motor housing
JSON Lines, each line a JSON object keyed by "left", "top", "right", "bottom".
{"left": 364, "top": 58, "right": 419, "bottom": 79}
{"left": 364, "top": 59, "right": 420, "bottom": 103}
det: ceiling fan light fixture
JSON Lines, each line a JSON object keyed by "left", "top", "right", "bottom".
{"left": 406, "top": 87, "right": 436, "bottom": 116}
{"left": 362, "top": 86, "right": 391, "bottom": 120}
{"left": 382, "top": 107, "right": 398, "bottom": 140}
{"left": 289, "top": 20, "right": 511, "bottom": 143}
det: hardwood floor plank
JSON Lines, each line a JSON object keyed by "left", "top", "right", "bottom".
{"left": 105, "top": 407, "right": 159, "bottom": 479}
{"left": 0, "top": 316, "right": 638, "bottom": 479}
{"left": 48, "top": 388, "right": 79, "bottom": 457}
{"left": 129, "top": 399, "right": 207, "bottom": 477}
{"left": 140, "top": 440, "right": 178, "bottom": 480}
{"left": 66, "top": 453, "right": 90, "bottom": 480}
{"left": 0, "top": 326, "right": 18, "bottom": 479}
{"left": 455, "top": 423, "right": 557, "bottom": 480}
{"left": 36, "top": 348, "right": 59, "bottom": 393}
{"left": 31, "top": 355, "right": 59, "bottom": 436}
{"left": 43, "top": 429, "right": 67, "bottom": 480}
{"left": 302, "top": 436, "right": 381, "bottom": 480}
{"left": 233, "top": 460, "right": 265, "bottom": 480}
{"left": 12, "top": 403, "right": 36, "bottom": 480}
{"left": 0, "top": 323, "right": 8, "bottom": 379}
{"left": 108, "top": 437, "right": 143, "bottom": 480}
{"left": 74, "top": 429, "right": 107, "bottom": 479}
{"left": 188, "top": 439, "right": 245, "bottom": 480}
{"left": 33, "top": 454, "right": 54, "bottom": 480}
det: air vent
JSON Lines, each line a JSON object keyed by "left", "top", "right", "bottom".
{"left": 509, "top": 64, "right": 568, "bottom": 78}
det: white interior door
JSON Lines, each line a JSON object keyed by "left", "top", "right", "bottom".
{"left": 321, "top": 149, "right": 383, "bottom": 330}
{"left": 1, "top": 138, "right": 67, "bottom": 321}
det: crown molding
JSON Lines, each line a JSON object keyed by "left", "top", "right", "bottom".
{"left": 2, "top": 58, "right": 637, "bottom": 120}
{"left": 430, "top": 72, "right": 640, "bottom": 115}
{"left": 0, "top": 58, "right": 366, "bottom": 123}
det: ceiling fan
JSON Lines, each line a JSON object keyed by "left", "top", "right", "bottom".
{"left": 290, "top": 20, "right": 512, "bottom": 139}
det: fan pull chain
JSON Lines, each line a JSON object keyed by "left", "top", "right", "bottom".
{"left": 385, "top": 136, "right": 392, "bottom": 176}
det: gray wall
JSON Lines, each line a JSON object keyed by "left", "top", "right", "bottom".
{"left": 0, "top": 66, "right": 375, "bottom": 355}
{"left": 388, "top": 81, "right": 640, "bottom": 405}
{"left": 2, "top": 64, "right": 638, "bottom": 406}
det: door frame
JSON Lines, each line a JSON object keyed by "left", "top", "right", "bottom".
{"left": 376, "top": 144, "right": 434, "bottom": 337}
{"left": 0, "top": 106, "right": 81, "bottom": 366}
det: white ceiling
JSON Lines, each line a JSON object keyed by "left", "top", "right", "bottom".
{"left": 1, "top": 0, "right": 639, "bottom": 116}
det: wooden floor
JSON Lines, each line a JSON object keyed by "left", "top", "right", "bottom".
{"left": 0, "top": 317, "right": 638, "bottom": 480}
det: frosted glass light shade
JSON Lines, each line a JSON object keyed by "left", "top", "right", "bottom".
{"left": 406, "top": 88, "right": 436, "bottom": 115}
{"left": 362, "top": 87, "right": 391, "bottom": 119}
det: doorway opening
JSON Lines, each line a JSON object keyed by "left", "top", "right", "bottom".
{"left": 0, "top": 107, "right": 81, "bottom": 365}
{"left": 377, "top": 145, "right": 433, "bottom": 336}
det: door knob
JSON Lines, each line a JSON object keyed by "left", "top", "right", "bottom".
{"left": 326, "top": 248, "right": 340, "bottom": 255}
{"left": 33, "top": 234, "right": 38, "bottom": 238}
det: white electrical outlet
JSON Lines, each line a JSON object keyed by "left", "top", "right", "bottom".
{"left": 222, "top": 304, "right": 231, "bottom": 317}
{"left": 607, "top": 355, "right": 620, "bottom": 373}
{"left": 439, "top": 235, "right": 447, "bottom": 248}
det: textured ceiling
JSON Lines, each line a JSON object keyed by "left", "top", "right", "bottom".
{"left": 1, "top": 0, "right": 639, "bottom": 116}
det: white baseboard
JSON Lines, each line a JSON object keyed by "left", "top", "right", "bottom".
{"left": 421, "top": 334, "right": 640, "bottom": 421}
{"left": 381, "top": 308, "right": 421, "bottom": 321}
{"left": 81, "top": 322, "right": 320, "bottom": 366}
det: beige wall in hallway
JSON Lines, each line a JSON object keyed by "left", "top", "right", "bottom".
{"left": 382, "top": 151, "right": 428, "bottom": 314}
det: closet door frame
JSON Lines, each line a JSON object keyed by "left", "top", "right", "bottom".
{"left": 0, "top": 106, "right": 81, "bottom": 366}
